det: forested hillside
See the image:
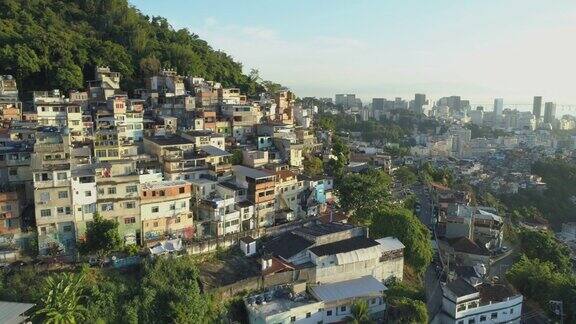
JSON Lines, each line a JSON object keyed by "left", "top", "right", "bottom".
{"left": 0, "top": 0, "right": 264, "bottom": 96}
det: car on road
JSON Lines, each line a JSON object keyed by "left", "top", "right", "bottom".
{"left": 501, "top": 246, "right": 509, "bottom": 252}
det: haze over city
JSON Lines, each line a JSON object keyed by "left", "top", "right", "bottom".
{"left": 133, "top": 0, "right": 576, "bottom": 105}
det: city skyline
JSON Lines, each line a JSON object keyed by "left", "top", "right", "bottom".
{"left": 132, "top": 0, "right": 576, "bottom": 104}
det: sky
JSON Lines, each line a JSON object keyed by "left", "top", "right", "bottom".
{"left": 131, "top": 0, "right": 576, "bottom": 107}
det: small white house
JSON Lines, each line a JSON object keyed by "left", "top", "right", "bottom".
{"left": 240, "top": 236, "right": 256, "bottom": 256}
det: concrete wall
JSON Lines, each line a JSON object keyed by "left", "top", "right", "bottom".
{"left": 186, "top": 218, "right": 316, "bottom": 255}
{"left": 214, "top": 267, "right": 316, "bottom": 298}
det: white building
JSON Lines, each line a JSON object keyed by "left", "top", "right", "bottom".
{"left": 245, "top": 276, "right": 387, "bottom": 324}
{"left": 440, "top": 278, "right": 523, "bottom": 324}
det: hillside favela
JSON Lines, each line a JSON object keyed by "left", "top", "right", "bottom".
{"left": 0, "top": 1, "right": 575, "bottom": 323}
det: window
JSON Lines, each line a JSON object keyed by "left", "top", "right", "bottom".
{"left": 57, "top": 172, "right": 67, "bottom": 180}
{"left": 179, "top": 187, "right": 185, "bottom": 194}
{"left": 159, "top": 190, "right": 165, "bottom": 196}
{"left": 83, "top": 204, "right": 96, "bottom": 213}
{"left": 40, "top": 192, "right": 50, "bottom": 202}
{"left": 101, "top": 203, "right": 114, "bottom": 211}
{"left": 58, "top": 191, "right": 68, "bottom": 199}
{"left": 108, "top": 187, "right": 116, "bottom": 195}
{"left": 480, "top": 315, "right": 486, "bottom": 322}
{"left": 306, "top": 312, "right": 311, "bottom": 318}
{"left": 85, "top": 191, "right": 92, "bottom": 197}
{"left": 457, "top": 303, "right": 467, "bottom": 312}
{"left": 152, "top": 206, "right": 159, "bottom": 213}
{"left": 63, "top": 225, "right": 72, "bottom": 232}
{"left": 371, "top": 298, "right": 376, "bottom": 305}
{"left": 170, "top": 204, "right": 176, "bottom": 210}
{"left": 457, "top": 321, "right": 464, "bottom": 324}
{"left": 125, "top": 202, "right": 136, "bottom": 209}
{"left": 8, "top": 169, "right": 17, "bottom": 176}
{"left": 126, "top": 185, "right": 138, "bottom": 193}
{"left": 41, "top": 209, "right": 51, "bottom": 217}
{"left": 491, "top": 313, "right": 497, "bottom": 319}
{"left": 340, "top": 306, "right": 346, "bottom": 312}
{"left": 57, "top": 207, "right": 65, "bottom": 214}
{"left": 153, "top": 221, "right": 159, "bottom": 227}
{"left": 175, "top": 217, "right": 181, "bottom": 223}
{"left": 468, "top": 301, "right": 478, "bottom": 309}
{"left": 468, "top": 319, "right": 475, "bottom": 324}
{"left": 510, "top": 308, "right": 514, "bottom": 314}
{"left": 290, "top": 316, "right": 296, "bottom": 322}
{"left": 181, "top": 202, "right": 187, "bottom": 208}
{"left": 326, "top": 310, "right": 332, "bottom": 316}
{"left": 124, "top": 217, "right": 136, "bottom": 224}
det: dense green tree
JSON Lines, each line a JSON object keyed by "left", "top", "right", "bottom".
{"left": 361, "top": 206, "right": 432, "bottom": 274}
{"left": 136, "top": 256, "right": 216, "bottom": 323}
{"left": 395, "top": 167, "right": 418, "bottom": 186}
{"left": 336, "top": 169, "right": 391, "bottom": 213}
{"left": 518, "top": 230, "right": 572, "bottom": 274}
{"left": 507, "top": 255, "right": 576, "bottom": 321}
{"left": 0, "top": 0, "right": 265, "bottom": 96}
{"left": 79, "top": 213, "right": 122, "bottom": 257}
{"left": 346, "top": 299, "right": 373, "bottom": 324}
{"left": 387, "top": 297, "right": 428, "bottom": 324}
{"left": 34, "top": 273, "right": 87, "bottom": 324}
{"left": 303, "top": 156, "right": 324, "bottom": 177}
{"left": 230, "top": 149, "right": 243, "bottom": 165}
{"left": 0, "top": 266, "right": 45, "bottom": 302}
{"left": 139, "top": 56, "right": 161, "bottom": 77}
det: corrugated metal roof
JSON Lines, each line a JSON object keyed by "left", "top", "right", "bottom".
{"left": 311, "top": 276, "right": 387, "bottom": 302}
{"left": 375, "top": 237, "right": 405, "bottom": 252}
{"left": 0, "top": 301, "right": 34, "bottom": 324}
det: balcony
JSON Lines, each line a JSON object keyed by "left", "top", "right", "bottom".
{"left": 208, "top": 163, "right": 232, "bottom": 173}
{"left": 253, "top": 181, "right": 275, "bottom": 191}
{"left": 34, "top": 178, "right": 69, "bottom": 189}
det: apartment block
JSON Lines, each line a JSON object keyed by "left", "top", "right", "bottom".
{"left": 233, "top": 165, "right": 276, "bottom": 227}
{"left": 140, "top": 180, "right": 193, "bottom": 244}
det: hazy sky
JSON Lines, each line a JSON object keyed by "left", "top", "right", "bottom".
{"left": 131, "top": 0, "right": 576, "bottom": 105}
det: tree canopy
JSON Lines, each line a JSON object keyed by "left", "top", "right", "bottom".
{"left": 336, "top": 169, "right": 391, "bottom": 213}
{"left": 0, "top": 0, "right": 264, "bottom": 96}
{"left": 359, "top": 206, "right": 432, "bottom": 274}
{"left": 79, "top": 213, "right": 123, "bottom": 257}
{"left": 518, "top": 230, "right": 572, "bottom": 274}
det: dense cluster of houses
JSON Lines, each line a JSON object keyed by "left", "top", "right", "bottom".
{"left": 0, "top": 67, "right": 332, "bottom": 260}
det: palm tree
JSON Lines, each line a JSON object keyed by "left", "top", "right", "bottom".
{"left": 34, "top": 273, "right": 87, "bottom": 324}
{"left": 346, "top": 299, "right": 373, "bottom": 324}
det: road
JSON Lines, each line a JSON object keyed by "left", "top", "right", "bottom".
{"left": 412, "top": 183, "right": 434, "bottom": 227}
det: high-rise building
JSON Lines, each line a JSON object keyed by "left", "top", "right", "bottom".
{"left": 544, "top": 102, "right": 556, "bottom": 124}
{"left": 345, "top": 94, "right": 356, "bottom": 108}
{"left": 335, "top": 94, "right": 345, "bottom": 106}
{"left": 413, "top": 93, "right": 426, "bottom": 114}
{"left": 532, "top": 96, "right": 542, "bottom": 119}
{"left": 493, "top": 98, "right": 504, "bottom": 119}
{"left": 372, "top": 98, "right": 385, "bottom": 111}
{"left": 334, "top": 94, "right": 357, "bottom": 108}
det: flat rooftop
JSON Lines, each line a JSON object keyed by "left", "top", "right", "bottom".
{"left": 245, "top": 287, "right": 318, "bottom": 318}
{"left": 141, "top": 180, "right": 188, "bottom": 190}
{"left": 309, "top": 236, "right": 379, "bottom": 257}
{"left": 292, "top": 222, "right": 355, "bottom": 238}
{"left": 232, "top": 165, "right": 274, "bottom": 179}
{"left": 375, "top": 237, "right": 405, "bottom": 252}
{"left": 311, "top": 276, "right": 387, "bottom": 302}
{"left": 200, "top": 145, "right": 230, "bottom": 157}
{"left": 144, "top": 135, "right": 192, "bottom": 146}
